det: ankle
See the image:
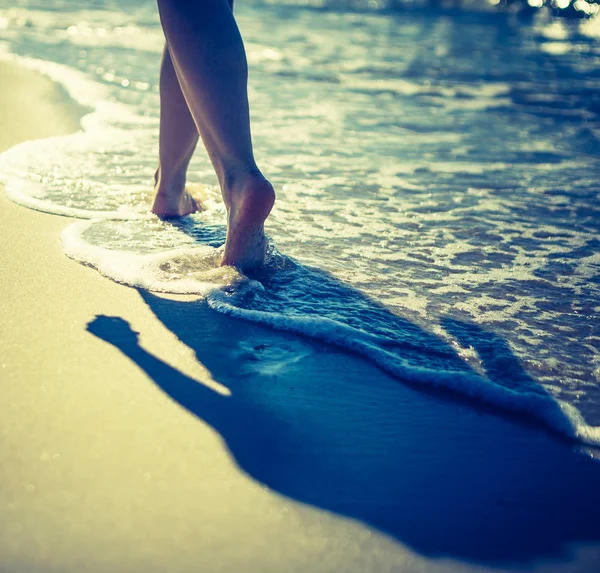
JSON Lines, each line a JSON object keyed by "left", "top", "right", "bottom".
{"left": 155, "top": 166, "right": 187, "bottom": 195}
{"left": 227, "top": 171, "right": 275, "bottom": 225}
{"left": 225, "top": 164, "right": 272, "bottom": 193}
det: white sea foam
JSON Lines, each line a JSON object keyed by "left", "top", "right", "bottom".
{"left": 62, "top": 220, "right": 241, "bottom": 294}
{"left": 0, "top": 132, "right": 151, "bottom": 219}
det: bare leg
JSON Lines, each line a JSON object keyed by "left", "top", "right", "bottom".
{"left": 153, "top": 0, "right": 235, "bottom": 216}
{"left": 156, "top": 0, "right": 275, "bottom": 271}
{"left": 152, "top": 46, "right": 200, "bottom": 218}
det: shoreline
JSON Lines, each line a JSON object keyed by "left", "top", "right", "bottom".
{"left": 2, "top": 60, "right": 600, "bottom": 573}
{"left": 0, "top": 61, "right": 88, "bottom": 150}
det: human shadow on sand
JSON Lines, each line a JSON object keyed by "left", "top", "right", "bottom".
{"left": 87, "top": 261, "right": 600, "bottom": 567}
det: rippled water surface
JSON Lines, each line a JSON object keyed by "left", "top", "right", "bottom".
{"left": 1, "top": 0, "right": 599, "bottom": 442}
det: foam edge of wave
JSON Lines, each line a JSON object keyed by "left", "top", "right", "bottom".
{"left": 61, "top": 220, "right": 234, "bottom": 295}
{"left": 207, "top": 289, "right": 600, "bottom": 449}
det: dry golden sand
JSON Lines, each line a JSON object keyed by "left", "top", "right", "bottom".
{"left": 1, "top": 61, "right": 600, "bottom": 573}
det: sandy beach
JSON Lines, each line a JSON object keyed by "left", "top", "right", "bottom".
{"left": 2, "top": 60, "right": 600, "bottom": 573}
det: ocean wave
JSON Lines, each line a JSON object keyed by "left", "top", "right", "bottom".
{"left": 1, "top": 2, "right": 600, "bottom": 447}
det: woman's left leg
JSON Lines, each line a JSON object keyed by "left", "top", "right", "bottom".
{"left": 152, "top": 45, "right": 200, "bottom": 217}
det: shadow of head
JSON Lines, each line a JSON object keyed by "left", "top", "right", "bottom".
{"left": 86, "top": 287, "right": 600, "bottom": 566}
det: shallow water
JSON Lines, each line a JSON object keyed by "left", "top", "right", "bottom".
{"left": 0, "top": 0, "right": 599, "bottom": 443}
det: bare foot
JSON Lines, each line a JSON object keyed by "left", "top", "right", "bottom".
{"left": 151, "top": 169, "right": 199, "bottom": 218}
{"left": 221, "top": 169, "right": 275, "bottom": 272}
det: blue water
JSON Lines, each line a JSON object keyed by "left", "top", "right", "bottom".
{"left": 0, "top": 0, "right": 599, "bottom": 443}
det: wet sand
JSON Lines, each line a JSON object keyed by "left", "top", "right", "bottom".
{"left": 1, "top": 60, "right": 600, "bottom": 573}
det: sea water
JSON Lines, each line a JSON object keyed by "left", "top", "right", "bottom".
{"left": 1, "top": 0, "right": 599, "bottom": 444}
